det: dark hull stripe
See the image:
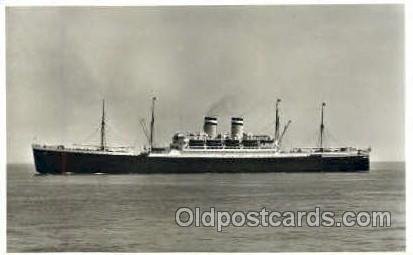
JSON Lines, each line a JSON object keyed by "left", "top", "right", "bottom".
{"left": 33, "top": 149, "right": 369, "bottom": 174}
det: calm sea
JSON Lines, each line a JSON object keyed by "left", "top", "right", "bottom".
{"left": 7, "top": 162, "right": 405, "bottom": 252}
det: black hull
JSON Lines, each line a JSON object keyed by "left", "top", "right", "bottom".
{"left": 33, "top": 148, "right": 369, "bottom": 174}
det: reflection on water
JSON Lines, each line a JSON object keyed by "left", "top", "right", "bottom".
{"left": 7, "top": 162, "right": 405, "bottom": 252}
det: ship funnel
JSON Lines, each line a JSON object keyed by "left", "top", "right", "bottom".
{"left": 203, "top": 116, "right": 218, "bottom": 138}
{"left": 231, "top": 117, "right": 244, "bottom": 139}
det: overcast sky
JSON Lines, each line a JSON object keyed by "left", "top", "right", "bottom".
{"left": 7, "top": 5, "right": 404, "bottom": 163}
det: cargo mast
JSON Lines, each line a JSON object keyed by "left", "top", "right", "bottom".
{"left": 319, "top": 102, "right": 326, "bottom": 150}
{"left": 149, "top": 97, "right": 157, "bottom": 150}
{"left": 275, "top": 98, "right": 281, "bottom": 144}
{"left": 278, "top": 120, "right": 292, "bottom": 145}
{"left": 100, "top": 99, "right": 106, "bottom": 151}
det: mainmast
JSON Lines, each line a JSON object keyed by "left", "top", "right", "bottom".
{"left": 319, "top": 102, "right": 326, "bottom": 150}
{"left": 275, "top": 98, "right": 281, "bottom": 144}
{"left": 149, "top": 97, "right": 157, "bottom": 151}
{"left": 100, "top": 99, "right": 106, "bottom": 151}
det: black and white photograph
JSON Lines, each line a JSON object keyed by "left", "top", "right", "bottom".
{"left": 4, "top": 2, "right": 408, "bottom": 252}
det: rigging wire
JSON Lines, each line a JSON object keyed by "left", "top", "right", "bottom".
{"left": 324, "top": 128, "right": 345, "bottom": 147}
{"left": 105, "top": 122, "right": 133, "bottom": 146}
{"left": 139, "top": 118, "right": 150, "bottom": 143}
{"left": 77, "top": 119, "right": 102, "bottom": 145}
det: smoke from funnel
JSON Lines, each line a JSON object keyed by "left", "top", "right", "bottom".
{"left": 206, "top": 94, "right": 243, "bottom": 117}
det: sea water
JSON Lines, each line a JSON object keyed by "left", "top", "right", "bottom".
{"left": 7, "top": 162, "right": 405, "bottom": 252}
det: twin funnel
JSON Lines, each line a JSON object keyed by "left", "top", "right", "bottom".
{"left": 203, "top": 117, "right": 218, "bottom": 138}
{"left": 203, "top": 116, "right": 244, "bottom": 139}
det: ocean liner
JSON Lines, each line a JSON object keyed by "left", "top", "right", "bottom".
{"left": 32, "top": 98, "right": 370, "bottom": 174}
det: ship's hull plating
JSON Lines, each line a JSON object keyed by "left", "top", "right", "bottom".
{"left": 33, "top": 148, "right": 369, "bottom": 174}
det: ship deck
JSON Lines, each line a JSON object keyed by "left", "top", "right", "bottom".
{"left": 148, "top": 148, "right": 368, "bottom": 158}
{"left": 32, "top": 144, "right": 137, "bottom": 156}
